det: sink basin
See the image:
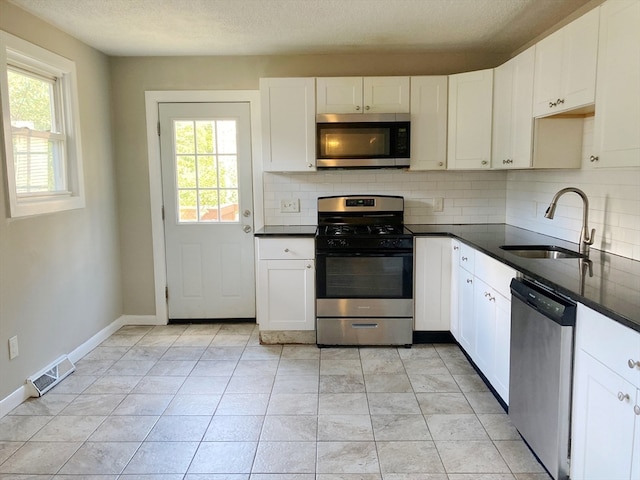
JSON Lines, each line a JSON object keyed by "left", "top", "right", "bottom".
{"left": 500, "top": 245, "right": 586, "bottom": 259}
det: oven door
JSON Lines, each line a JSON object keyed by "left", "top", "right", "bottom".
{"left": 316, "top": 250, "right": 413, "bottom": 300}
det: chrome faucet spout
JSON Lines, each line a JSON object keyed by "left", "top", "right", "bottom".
{"left": 544, "top": 187, "right": 595, "bottom": 256}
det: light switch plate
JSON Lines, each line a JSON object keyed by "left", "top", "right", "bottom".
{"left": 433, "top": 197, "right": 444, "bottom": 212}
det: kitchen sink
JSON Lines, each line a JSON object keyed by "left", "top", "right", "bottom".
{"left": 500, "top": 245, "right": 586, "bottom": 259}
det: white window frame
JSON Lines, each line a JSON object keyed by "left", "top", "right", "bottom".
{"left": 0, "top": 31, "right": 85, "bottom": 217}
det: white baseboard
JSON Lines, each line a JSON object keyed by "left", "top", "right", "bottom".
{"left": 0, "top": 385, "right": 30, "bottom": 419}
{"left": 1, "top": 314, "right": 163, "bottom": 419}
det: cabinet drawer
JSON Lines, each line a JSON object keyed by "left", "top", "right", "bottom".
{"left": 459, "top": 243, "right": 475, "bottom": 273}
{"left": 258, "top": 238, "right": 314, "bottom": 260}
{"left": 576, "top": 304, "right": 640, "bottom": 386}
{"left": 474, "top": 251, "right": 517, "bottom": 299}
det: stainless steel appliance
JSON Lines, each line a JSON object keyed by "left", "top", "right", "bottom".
{"left": 315, "top": 195, "right": 413, "bottom": 347}
{"left": 509, "top": 277, "right": 577, "bottom": 480}
{"left": 316, "top": 113, "right": 410, "bottom": 168}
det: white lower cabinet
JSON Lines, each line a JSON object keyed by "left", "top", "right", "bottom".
{"left": 414, "top": 237, "right": 452, "bottom": 331}
{"left": 255, "top": 237, "right": 315, "bottom": 331}
{"left": 571, "top": 304, "right": 640, "bottom": 479}
{"left": 453, "top": 244, "right": 516, "bottom": 404}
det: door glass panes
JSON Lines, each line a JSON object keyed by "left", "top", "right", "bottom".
{"left": 173, "top": 119, "right": 239, "bottom": 223}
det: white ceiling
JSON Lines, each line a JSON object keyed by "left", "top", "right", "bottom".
{"left": 9, "top": 0, "right": 594, "bottom": 57}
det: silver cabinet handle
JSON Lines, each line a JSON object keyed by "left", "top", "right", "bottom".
{"left": 628, "top": 359, "right": 640, "bottom": 369}
{"left": 590, "top": 155, "right": 599, "bottom": 163}
{"left": 635, "top": 405, "right": 640, "bottom": 415}
{"left": 307, "top": 163, "right": 314, "bottom": 168}
{"left": 618, "top": 392, "right": 630, "bottom": 402}
{"left": 481, "top": 160, "right": 488, "bottom": 165}
{"left": 306, "top": 264, "right": 312, "bottom": 269}
{"left": 484, "top": 292, "right": 491, "bottom": 297}
{"left": 438, "top": 162, "right": 444, "bottom": 167}
{"left": 549, "top": 101, "right": 557, "bottom": 108}
{"left": 557, "top": 98, "right": 565, "bottom": 105}
{"left": 284, "top": 248, "right": 290, "bottom": 252}
{"left": 243, "top": 209, "right": 251, "bottom": 217}
{"left": 466, "top": 278, "right": 473, "bottom": 284}
{"left": 365, "top": 105, "right": 370, "bottom": 110}
{"left": 461, "top": 256, "right": 468, "bottom": 261}
{"left": 243, "top": 225, "right": 252, "bottom": 233}
{"left": 453, "top": 246, "right": 459, "bottom": 250}
{"left": 355, "top": 105, "right": 361, "bottom": 111}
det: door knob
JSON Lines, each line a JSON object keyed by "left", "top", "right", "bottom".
{"left": 243, "top": 225, "right": 252, "bottom": 233}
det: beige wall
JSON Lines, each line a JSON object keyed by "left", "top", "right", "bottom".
{"left": 110, "top": 51, "right": 509, "bottom": 315}
{"left": 0, "top": 2, "right": 122, "bottom": 399}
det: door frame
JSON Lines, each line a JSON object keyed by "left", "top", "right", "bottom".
{"left": 145, "top": 91, "right": 264, "bottom": 324}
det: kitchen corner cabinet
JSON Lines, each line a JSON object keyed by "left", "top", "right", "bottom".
{"left": 571, "top": 304, "right": 640, "bottom": 480}
{"left": 409, "top": 76, "right": 448, "bottom": 170}
{"left": 447, "top": 69, "right": 493, "bottom": 170}
{"left": 260, "top": 77, "right": 316, "bottom": 172}
{"left": 255, "top": 237, "right": 315, "bottom": 331}
{"left": 414, "top": 237, "right": 452, "bottom": 331}
{"left": 532, "top": 7, "right": 599, "bottom": 117}
{"left": 316, "top": 76, "right": 410, "bottom": 114}
{"left": 590, "top": 0, "right": 640, "bottom": 168}
{"left": 491, "top": 47, "right": 535, "bottom": 169}
{"left": 454, "top": 243, "right": 516, "bottom": 403}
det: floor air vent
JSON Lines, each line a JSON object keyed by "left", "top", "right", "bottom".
{"left": 27, "top": 355, "right": 75, "bottom": 397}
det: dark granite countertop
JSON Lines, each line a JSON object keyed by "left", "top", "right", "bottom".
{"left": 407, "top": 224, "right": 640, "bottom": 332}
{"left": 254, "top": 225, "right": 317, "bottom": 236}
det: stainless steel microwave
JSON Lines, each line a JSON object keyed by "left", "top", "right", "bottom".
{"left": 316, "top": 113, "right": 411, "bottom": 168}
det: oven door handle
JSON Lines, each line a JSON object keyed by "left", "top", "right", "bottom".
{"left": 316, "top": 251, "right": 413, "bottom": 257}
{"left": 351, "top": 323, "right": 379, "bottom": 329}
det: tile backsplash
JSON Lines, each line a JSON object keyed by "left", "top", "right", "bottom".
{"left": 264, "top": 169, "right": 507, "bottom": 226}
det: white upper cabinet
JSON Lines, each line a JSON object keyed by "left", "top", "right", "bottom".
{"left": 447, "top": 69, "right": 494, "bottom": 170}
{"left": 260, "top": 77, "right": 316, "bottom": 172}
{"left": 316, "top": 76, "right": 410, "bottom": 114}
{"left": 590, "top": 0, "right": 640, "bottom": 168}
{"left": 409, "top": 76, "right": 448, "bottom": 170}
{"left": 533, "top": 7, "right": 599, "bottom": 117}
{"left": 492, "top": 47, "right": 535, "bottom": 169}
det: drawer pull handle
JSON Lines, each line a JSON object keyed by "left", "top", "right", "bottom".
{"left": 466, "top": 278, "right": 473, "bottom": 284}
{"left": 618, "top": 392, "right": 630, "bottom": 402}
{"left": 462, "top": 256, "right": 468, "bottom": 261}
{"left": 628, "top": 359, "right": 640, "bottom": 369}
{"left": 284, "top": 248, "right": 290, "bottom": 252}
{"left": 352, "top": 323, "right": 378, "bottom": 329}
{"left": 306, "top": 264, "right": 312, "bottom": 269}
{"left": 635, "top": 405, "right": 640, "bottom": 416}
{"left": 453, "top": 246, "right": 459, "bottom": 250}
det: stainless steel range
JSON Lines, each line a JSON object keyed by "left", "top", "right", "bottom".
{"left": 315, "top": 195, "right": 413, "bottom": 347}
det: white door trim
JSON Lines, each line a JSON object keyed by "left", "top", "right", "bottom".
{"left": 145, "top": 90, "right": 263, "bottom": 324}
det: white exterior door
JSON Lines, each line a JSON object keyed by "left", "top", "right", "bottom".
{"left": 159, "top": 102, "right": 255, "bottom": 319}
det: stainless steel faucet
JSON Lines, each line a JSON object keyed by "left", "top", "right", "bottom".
{"left": 544, "top": 187, "right": 595, "bottom": 256}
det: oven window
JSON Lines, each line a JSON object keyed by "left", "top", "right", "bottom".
{"left": 324, "top": 256, "right": 409, "bottom": 298}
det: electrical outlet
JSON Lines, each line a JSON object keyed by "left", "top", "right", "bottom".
{"left": 433, "top": 197, "right": 444, "bottom": 212}
{"left": 280, "top": 198, "right": 300, "bottom": 213}
{"left": 9, "top": 336, "right": 19, "bottom": 360}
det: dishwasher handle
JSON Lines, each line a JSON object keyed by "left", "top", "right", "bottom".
{"left": 510, "top": 278, "right": 576, "bottom": 326}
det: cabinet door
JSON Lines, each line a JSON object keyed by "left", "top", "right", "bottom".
{"left": 571, "top": 351, "right": 636, "bottom": 480}
{"left": 414, "top": 237, "right": 452, "bottom": 331}
{"left": 492, "top": 291, "right": 511, "bottom": 404}
{"left": 410, "top": 76, "right": 448, "bottom": 170}
{"left": 473, "top": 278, "right": 496, "bottom": 376}
{"left": 492, "top": 47, "right": 535, "bottom": 169}
{"left": 257, "top": 259, "right": 315, "bottom": 331}
{"left": 533, "top": 7, "right": 599, "bottom": 117}
{"left": 457, "top": 266, "right": 476, "bottom": 356}
{"left": 592, "top": 0, "right": 640, "bottom": 168}
{"left": 316, "top": 77, "right": 363, "bottom": 114}
{"left": 450, "top": 240, "right": 461, "bottom": 341}
{"left": 447, "top": 69, "right": 493, "bottom": 169}
{"left": 363, "top": 76, "right": 410, "bottom": 113}
{"left": 260, "top": 78, "right": 316, "bottom": 172}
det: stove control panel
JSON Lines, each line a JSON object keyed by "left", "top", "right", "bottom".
{"left": 345, "top": 198, "right": 375, "bottom": 207}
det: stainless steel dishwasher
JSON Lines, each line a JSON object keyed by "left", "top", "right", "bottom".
{"left": 509, "top": 277, "right": 577, "bottom": 480}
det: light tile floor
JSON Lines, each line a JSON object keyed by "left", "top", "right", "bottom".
{"left": 0, "top": 322, "right": 552, "bottom": 479}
